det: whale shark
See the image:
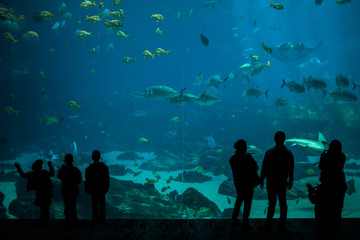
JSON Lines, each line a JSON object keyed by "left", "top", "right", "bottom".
{"left": 271, "top": 41, "right": 323, "bottom": 62}
{"left": 285, "top": 132, "right": 328, "bottom": 156}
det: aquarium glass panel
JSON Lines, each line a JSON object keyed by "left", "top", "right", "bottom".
{"left": 0, "top": 0, "right": 359, "bottom": 219}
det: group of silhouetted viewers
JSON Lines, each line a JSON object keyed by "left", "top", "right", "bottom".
{"left": 230, "top": 131, "right": 347, "bottom": 234}
{"left": 15, "top": 150, "right": 109, "bottom": 225}
{"left": 14, "top": 132, "right": 348, "bottom": 234}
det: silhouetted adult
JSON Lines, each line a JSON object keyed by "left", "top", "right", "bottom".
{"left": 57, "top": 154, "right": 82, "bottom": 223}
{"left": 229, "top": 139, "right": 259, "bottom": 229}
{"left": 85, "top": 150, "right": 110, "bottom": 223}
{"left": 259, "top": 131, "right": 294, "bottom": 230}
{"left": 318, "top": 140, "right": 347, "bottom": 228}
{"left": 15, "top": 159, "right": 54, "bottom": 223}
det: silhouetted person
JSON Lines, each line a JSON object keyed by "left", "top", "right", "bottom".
{"left": 229, "top": 139, "right": 259, "bottom": 230}
{"left": 57, "top": 154, "right": 82, "bottom": 223}
{"left": 85, "top": 150, "right": 110, "bottom": 223}
{"left": 15, "top": 159, "right": 54, "bottom": 223}
{"left": 260, "top": 131, "right": 294, "bottom": 230}
{"left": 318, "top": 140, "right": 347, "bottom": 228}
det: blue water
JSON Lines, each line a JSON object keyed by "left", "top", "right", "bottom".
{"left": 0, "top": 0, "right": 360, "bottom": 219}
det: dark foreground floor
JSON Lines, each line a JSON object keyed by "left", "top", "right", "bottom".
{"left": 1, "top": 219, "right": 360, "bottom": 240}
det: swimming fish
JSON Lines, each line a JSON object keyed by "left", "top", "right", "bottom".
{"left": 200, "top": 33, "right": 209, "bottom": 46}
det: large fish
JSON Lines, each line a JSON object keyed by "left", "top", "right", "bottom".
{"left": 198, "top": 0, "right": 222, "bottom": 9}
{"left": 285, "top": 132, "right": 328, "bottom": 156}
{"left": 144, "top": 85, "right": 179, "bottom": 100}
{"left": 271, "top": 41, "right": 323, "bottom": 62}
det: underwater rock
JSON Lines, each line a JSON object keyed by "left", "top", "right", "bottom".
{"left": 217, "top": 178, "right": 267, "bottom": 200}
{"left": 107, "top": 178, "right": 184, "bottom": 218}
{"left": 174, "top": 171, "right": 212, "bottom": 183}
{"left": 116, "top": 152, "right": 144, "bottom": 160}
{"left": 180, "top": 187, "right": 221, "bottom": 218}
{"left": 108, "top": 164, "right": 133, "bottom": 176}
{"left": 217, "top": 179, "right": 236, "bottom": 197}
{"left": 0, "top": 169, "right": 17, "bottom": 181}
{"left": 198, "top": 150, "right": 233, "bottom": 177}
{"left": 139, "top": 152, "right": 197, "bottom": 172}
{"left": 8, "top": 199, "right": 38, "bottom": 219}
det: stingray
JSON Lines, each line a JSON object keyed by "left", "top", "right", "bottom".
{"left": 271, "top": 41, "right": 323, "bottom": 62}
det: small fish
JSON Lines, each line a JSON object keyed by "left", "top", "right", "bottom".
{"left": 91, "top": 48, "right": 96, "bottom": 54}
{"left": 133, "top": 171, "right": 142, "bottom": 177}
{"left": 76, "top": 30, "right": 92, "bottom": 38}
{"left": 40, "top": 71, "right": 47, "bottom": 80}
{"left": 139, "top": 137, "right": 151, "bottom": 143}
{"left": 80, "top": 1, "right": 96, "bottom": 9}
{"left": 200, "top": 33, "right": 209, "bottom": 46}
{"left": 155, "top": 27, "right": 163, "bottom": 36}
{"left": 146, "top": 178, "right": 158, "bottom": 184}
{"left": 195, "top": 166, "right": 207, "bottom": 174}
{"left": 122, "top": 57, "right": 136, "bottom": 63}
{"left": 68, "top": 100, "right": 81, "bottom": 109}
{"left": 3, "top": 106, "right": 19, "bottom": 116}
{"left": 42, "top": 116, "right": 58, "bottom": 126}
{"left": 86, "top": 15, "right": 101, "bottom": 23}
{"left": 296, "top": 197, "right": 300, "bottom": 204}
{"left": 161, "top": 186, "right": 171, "bottom": 192}
{"left": 261, "top": 42, "right": 272, "bottom": 54}
{"left": 155, "top": 48, "right": 169, "bottom": 56}
{"left": 269, "top": 3, "right": 284, "bottom": 10}
{"left": 227, "top": 197, "right": 231, "bottom": 204}
{"left": 304, "top": 168, "right": 315, "bottom": 176}
{"left": 188, "top": 9, "right": 193, "bottom": 18}
{"left": 116, "top": 31, "right": 128, "bottom": 39}
{"left": 250, "top": 54, "right": 260, "bottom": 62}
{"left": 143, "top": 50, "right": 155, "bottom": 59}
{"left": 170, "top": 116, "right": 181, "bottom": 123}
{"left": 3, "top": 32, "right": 17, "bottom": 43}
{"left": 151, "top": 13, "right": 164, "bottom": 22}
{"left": 266, "top": 61, "right": 271, "bottom": 69}
{"left": 176, "top": 12, "right": 181, "bottom": 21}
{"left": 264, "top": 207, "right": 267, "bottom": 215}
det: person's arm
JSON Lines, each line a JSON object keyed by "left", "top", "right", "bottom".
{"left": 77, "top": 168, "right": 83, "bottom": 184}
{"left": 259, "top": 152, "right": 268, "bottom": 189}
{"left": 57, "top": 165, "right": 64, "bottom": 180}
{"left": 288, "top": 151, "right": 295, "bottom": 189}
{"left": 105, "top": 165, "right": 110, "bottom": 190}
{"left": 14, "top": 162, "right": 29, "bottom": 178}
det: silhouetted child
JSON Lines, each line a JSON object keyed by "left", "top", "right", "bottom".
{"left": 57, "top": 154, "right": 82, "bottom": 223}
{"left": 15, "top": 159, "right": 54, "bottom": 223}
{"left": 229, "top": 139, "right": 259, "bottom": 230}
{"left": 259, "top": 131, "right": 294, "bottom": 230}
{"left": 85, "top": 150, "right": 110, "bottom": 224}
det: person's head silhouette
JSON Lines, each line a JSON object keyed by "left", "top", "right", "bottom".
{"left": 92, "top": 150, "right": 101, "bottom": 162}
{"left": 65, "top": 154, "right": 73, "bottom": 165}
{"left": 234, "top": 139, "right": 247, "bottom": 153}
{"left": 274, "top": 131, "right": 286, "bottom": 146}
{"left": 32, "top": 159, "right": 43, "bottom": 171}
{"left": 328, "top": 140, "right": 342, "bottom": 153}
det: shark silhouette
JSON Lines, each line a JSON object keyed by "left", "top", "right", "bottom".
{"left": 285, "top": 132, "right": 328, "bottom": 156}
{"left": 271, "top": 41, "right": 323, "bottom": 62}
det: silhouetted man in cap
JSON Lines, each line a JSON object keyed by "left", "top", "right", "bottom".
{"left": 260, "top": 131, "right": 294, "bottom": 230}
